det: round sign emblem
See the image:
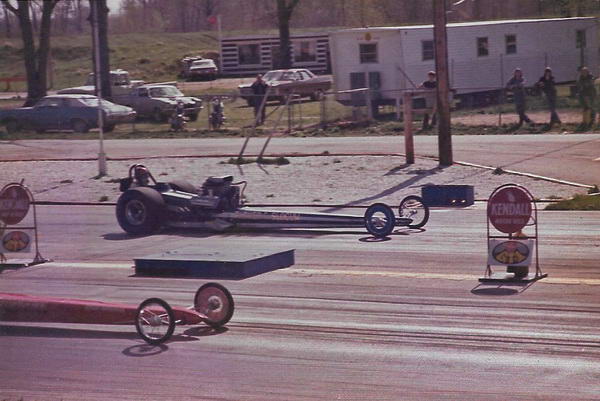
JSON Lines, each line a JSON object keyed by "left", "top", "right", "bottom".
{"left": 0, "top": 184, "right": 30, "bottom": 225}
{"left": 2, "top": 230, "right": 30, "bottom": 252}
{"left": 487, "top": 186, "right": 532, "bottom": 234}
{"left": 492, "top": 241, "right": 530, "bottom": 265}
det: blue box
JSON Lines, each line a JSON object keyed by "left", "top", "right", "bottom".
{"left": 421, "top": 185, "right": 474, "bottom": 207}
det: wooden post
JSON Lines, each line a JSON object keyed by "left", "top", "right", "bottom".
{"left": 403, "top": 91, "right": 414, "bottom": 164}
{"left": 433, "top": 0, "right": 453, "bottom": 166}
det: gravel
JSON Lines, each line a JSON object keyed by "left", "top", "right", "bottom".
{"left": 0, "top": 155, "right": 587, "bottom": 204}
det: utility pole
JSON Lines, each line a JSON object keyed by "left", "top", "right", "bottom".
{"left": 91, "top": 1, "right": 106, "bottom": 176}
{"left": 433, "top": 0, "right": 453, "bottom": 166}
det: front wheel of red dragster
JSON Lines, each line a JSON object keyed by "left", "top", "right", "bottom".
{"left": 194, "top": 283, "right": 234, "bottom": 328}
{"left": 135, "top": 297, "right": 176, "bottom": 345}
{"left": 364, "top": 203, "right": 396, "bottom": 238}
{"left": 398, "top": 195, "right": 429, "bottom": 229}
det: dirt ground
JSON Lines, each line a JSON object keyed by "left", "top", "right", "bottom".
{"left": 1, "top": 155, "right": 587, "bottom": 205}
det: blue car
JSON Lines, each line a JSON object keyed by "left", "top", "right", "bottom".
{"left": 0, "top": 94, "right": 136, "bottom": 134}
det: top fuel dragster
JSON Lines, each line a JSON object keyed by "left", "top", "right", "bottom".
{"left": 116, "top": 165, "right": 429, "bottom": 238}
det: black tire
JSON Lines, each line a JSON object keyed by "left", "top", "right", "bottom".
{"left": 364, "top": 203, "right": 395, "bottom": 238}
{"left": 168, "top": 179, "right": 197, "bottom": 194}
{"left": 310, "top": 89, "right": 324, "bottom": 101}
{"left": 104, "top": 124, "right": 115, "bottom": 132}
{"left": 116, "top": 187, "right": 165, "bottom": 235}
{"left": 71, "top": 119, "right": 90, "bottom": 133}
{"left": 135, "top": 297, "right": 176, "bottom": 345}
{"left": 189, "top": 113, "right": 199, "bottom": 122}
{"left": 398, "top": 195, "right": 429, "bottom": 229}
{"left": 5, "top": 119, "right": 20, "bottom": 134}
{"left": 194, "top": 282, "right": 234, "bottom": 328}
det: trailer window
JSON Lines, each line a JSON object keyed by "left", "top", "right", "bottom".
{"left": 477, "top": 37, "right": 489, "bottom": 57}
{"left": 422, "top": 40, "right": 434, "bottom": 61}
{"left": 576, "top": 30, "right": 587, "bottom": 48}
{"left": 238, "top": 44, "right": 260, "bottom": 65}
{"left": 359, "top": 43, "right": 378, "bottom": 64}
{"left": 505, "top": 35, "right": 517, "bottom": 55}
{"left": 294, "top": 41, "right": 316, "bottom": 62}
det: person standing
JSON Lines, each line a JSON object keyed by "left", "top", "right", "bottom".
{"left": 536, "top": 67, "right": 561, "bottom": 127}
{"left": 506, "top": 68, "right": 533, "bottom": 128}
{"left": 250, "top": 74, "right": 269, "bottom": 126}
{"left": 419, "top": 71, "right": 437, "bottom": 130}
{"left": 576, "top": 66, "right": 596, "bottom": 130}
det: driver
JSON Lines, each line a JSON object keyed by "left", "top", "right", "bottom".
{"left": 133, "top": 165, "right": 150, "bottom": 186}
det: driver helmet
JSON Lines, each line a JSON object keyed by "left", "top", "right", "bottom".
{"left": 134, "top": 165, "right": 150, "bottom": 186}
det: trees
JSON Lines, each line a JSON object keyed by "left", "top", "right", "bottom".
{"left": 0, "top": 0, "right": 60, "bottom": 106}
{"left": 276, "top": 0, "right": 300, "bottom": 69}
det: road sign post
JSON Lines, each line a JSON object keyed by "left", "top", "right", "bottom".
{"left": 480, "top": 184, "right": 547, "bottom": 283}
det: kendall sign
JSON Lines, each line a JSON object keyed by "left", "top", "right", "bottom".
{"left": 487, "top": 187, "right": 532, "bottom": 234}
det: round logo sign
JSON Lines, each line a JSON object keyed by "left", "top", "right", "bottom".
{"left": 0, "top": 184, "right": 30, "bottom": 225}
{"left": 2, "top": 230, "right": 30, "bottom": 252}
{"left": 492, "top": 241, "right": 530, "bottom": 265}
{"left": 487, "top": 187, "right": 532, "bottom": 234}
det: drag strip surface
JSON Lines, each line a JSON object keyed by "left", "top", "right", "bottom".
{"left": 1, "top": 205, "right": 599, "bottom": 400}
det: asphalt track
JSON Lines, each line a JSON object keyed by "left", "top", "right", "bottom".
{"left": 1, "top": 205, "right": 600, "bottom": 400}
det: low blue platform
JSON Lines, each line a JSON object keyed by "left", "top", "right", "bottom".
{"left": 133, "top": 246, "right": 295, "bottom": 279}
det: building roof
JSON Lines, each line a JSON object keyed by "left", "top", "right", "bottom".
{"left": 330, "top": 17, "right": 596, "bottom": 35}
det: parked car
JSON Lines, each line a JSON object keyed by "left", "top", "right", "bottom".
{"left": 115, "top": 84, "right": 202, "bottom": 122}
{"left": 185, "top": 59, "right": 219, "bottom": 81}
{"left": 238, "top": 68, "right": 332, "bottom": 106}
{"left": 0, "top": 94, "right": 136, "bottom": 134}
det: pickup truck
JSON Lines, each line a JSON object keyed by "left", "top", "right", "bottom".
{"left": 115, "top": 84, "right": 203, "bottom": 122}
{"left": 57, "top": 69, "right": 146, "bottom": 97}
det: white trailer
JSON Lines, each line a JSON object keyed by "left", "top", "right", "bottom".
{"left": 329, "top": 17, "right": 598, "bottom": 107}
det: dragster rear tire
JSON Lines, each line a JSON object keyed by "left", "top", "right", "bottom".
{"left": 135, "top": 297, "right": 176, "bottom": 345}
{"left": 116, "top": 187, "right": 165, "bottom": 235}
{"left": 194, "top": 282, "right": 234, "bottom": 328}
{"left": 364, "top": 203, "right": 395, "bottom": 238}
{"left": 399, "top": 195, "right": 429, "bottom": 228}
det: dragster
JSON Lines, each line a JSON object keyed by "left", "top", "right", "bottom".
{"left": 0, "top": 283, "right": 234, "bottom": 345}
{"left": 116, "top": 164, "right": 430, "bottom": 238}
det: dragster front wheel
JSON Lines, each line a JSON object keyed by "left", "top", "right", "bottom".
{"left": 364, "top": 203, "right": 395, "bottom": 238}
{"left": 399, "top": 195, "right": 429, "bottom": 228}
{"left": 135, "top": 297, "right": 176, "bottom": 345}
{"left": 194, "top": 283, "right": 234, "bottom": 328}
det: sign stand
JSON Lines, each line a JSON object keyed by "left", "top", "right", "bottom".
{"left": 0, "top": 182, "right": 50, "bottom": 270}
{"left": 480, "top": 183, "right": 547, "bottom": 283}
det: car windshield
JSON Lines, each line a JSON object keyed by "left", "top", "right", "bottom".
{"left": 149, "top": 87, "right": 184, "bottom": 97}
{"left": 191, "top": 60, "right": 214, "bottom": 67}
{"left": 76, "top": 98, "right": 116, "bottom": 108}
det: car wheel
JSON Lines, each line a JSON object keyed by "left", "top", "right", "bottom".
{"left": 310, "top": 89, "right": 324, "bottom": 101}
{"left": 189, "top": 113, "right": 198, "bottom": 122}
{"left": 5, "top": 119, "right": 19, "bottom": 134}
{"left": 152, "top": 108, "right": 165, "bottom": 123}
{"left": 194, "top": 282, "right": 234, "bottom": 328}
{"left": 71, "top": 119, "right": 90, "bottom": 133}
{"left": 364, "top": 203, "right": 395, "bottom": 238}
{"left": 116, "top": 187, "right": 165, "bottom": 235}
{"left": 104, "top": 124, "right": 115, "bottom": 132}
{"left": 135, "top": 297, "right": 176, "bottom": 345}
{"left": 398, "top": 195, "right": 430, "bottom": 229}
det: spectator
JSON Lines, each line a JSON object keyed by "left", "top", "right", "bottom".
{"left": 251, "top": 74, "right": 269, "bottom": 126}
{"left": 535, "top": 67, "right": 561, "bottom": 127}
{"left": 419, "top": 71, "right": 437, "bottom": 130}
{"left": 576, "top": 66, "right": 596, "bottom": 130}
{"left": 506, "top": 68, "right": 534, "bottom": 128}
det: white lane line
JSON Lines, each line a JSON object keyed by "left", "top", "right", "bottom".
{"left": 40, "top": 262, "right": 600, "bottom": 285}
